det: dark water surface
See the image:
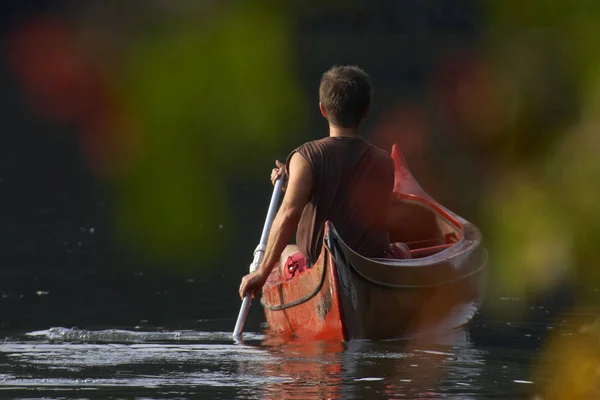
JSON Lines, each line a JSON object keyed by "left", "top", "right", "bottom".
{"left": 0, "top": 326, "right": 518, "bottom": 399}
{"left": 0, "top": 284, "right": 584, "bottom": 400}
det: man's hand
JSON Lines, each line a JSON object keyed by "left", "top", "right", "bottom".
{"left": 271, "top": 160, "right": 287, "bottom": 190}
{"left": 238, "top": 153, "right": 311, "bottom": 301}
{"left": 238, "top": 268, "right": 270, "bottom": 300}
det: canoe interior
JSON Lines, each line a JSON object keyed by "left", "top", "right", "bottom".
{"left": 386, "top": 193, "right": 462, "bottom": 260}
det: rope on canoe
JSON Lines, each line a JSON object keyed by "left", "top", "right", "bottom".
{"left": 260, "top": 256, "right": 329, "bottom": 311}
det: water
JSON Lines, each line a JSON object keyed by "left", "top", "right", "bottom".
{"left": 0, "top": 270, "right": 593, "bottom": 399}
{"left": 0, "top": 310, "right": 573, "bottom": 399}
{"left": 0, "top": 327, "right": 493, "bottom": 399}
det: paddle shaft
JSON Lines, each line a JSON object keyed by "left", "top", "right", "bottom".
{"left": 233, "top": 176, "right": 284, "bottom": 339}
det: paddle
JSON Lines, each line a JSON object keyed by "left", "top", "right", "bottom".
{"left": 233, "top": 175, "right": 285, "bottom": 339}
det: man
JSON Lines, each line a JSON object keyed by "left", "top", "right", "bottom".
{"left": 239, "top": 65, "right": 403, "bottom": 300}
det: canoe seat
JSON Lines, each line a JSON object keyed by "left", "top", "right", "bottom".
{"left": 404, "top": 238, "right": 444, "bottom": 250}
{"left": 409, "top": 243, "right": 454, "bottom": 258}
{"left": 373, "top": 243, "right": 454, "bottom": 262}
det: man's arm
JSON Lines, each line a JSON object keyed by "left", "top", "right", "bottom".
{"left": 239, "top": 152, "right": 312, "bottom": 299}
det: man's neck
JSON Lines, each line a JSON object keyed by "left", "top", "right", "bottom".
{"left": 328, "top": 124, "right": 360, "bottom": 138}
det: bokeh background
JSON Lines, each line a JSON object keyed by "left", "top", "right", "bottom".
{"left": 1, "top": 1, "right": 599, "bottom": 397}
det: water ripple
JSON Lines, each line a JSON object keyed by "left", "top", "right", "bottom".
{"left": 26, "top": 327, "right": 264, "bottom": 343}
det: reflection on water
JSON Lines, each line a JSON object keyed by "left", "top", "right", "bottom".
{"left": 252, "top": 329, "right": 481, "bottom": 399}
{"left": 0, "top": 326, "right": 505, "bottom": 399}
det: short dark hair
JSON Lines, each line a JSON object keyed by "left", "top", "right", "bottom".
{"left": 319, "top": 65, "right": 372, "bottom": 128}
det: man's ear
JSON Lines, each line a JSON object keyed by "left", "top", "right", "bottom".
{"left": 319, "top": 102, "right": 327, "bottom": 118}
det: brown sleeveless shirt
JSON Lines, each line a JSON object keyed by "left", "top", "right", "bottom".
{"left": 286, "top": 136, "right": 394, "bottom": 263}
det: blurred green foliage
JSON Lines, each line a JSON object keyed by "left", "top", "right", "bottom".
{"left": 111, "top": 2, "right": 306, "bottom": 263}
{"left": 478, "top": 2, "right": 600, "bottom": 391}
{"left": 475, "top": 1, "right": 600, "bottom": 309}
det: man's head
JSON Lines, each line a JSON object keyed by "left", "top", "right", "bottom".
{"left": 319, "top": 65, "right": 372, "bottom": 128}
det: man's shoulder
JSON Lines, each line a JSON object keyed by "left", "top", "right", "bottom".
{"left": 363, "top": 143, "right": 394, "bottom": 176}
{"left": 363, "top": 141, "right": 393, "bottom": 161}
{"left": 293, "top": 137, "right": 332, "bottom": 153}
{"left": 302, "top": 137, "right": 332, "bottom": 146}
{"left": 286, "top": 139, "right": 327, "bottom": 166}
{"left": 369, "top": 142, "right": 392, "bottom": 156}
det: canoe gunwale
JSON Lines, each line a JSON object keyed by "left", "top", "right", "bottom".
{"left": 324, "top": 222, "right": 486, "bottom": 290}
{"left": 327, "top": 237, "right": 485, "bottom": 290}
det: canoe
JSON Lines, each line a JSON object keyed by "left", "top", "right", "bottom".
{"left": 260, "top": 144, "right": 487, "bottom": 340}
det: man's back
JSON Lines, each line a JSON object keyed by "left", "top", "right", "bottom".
{"left": 289, "top": 136, "right": 394, "bottom": 262}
